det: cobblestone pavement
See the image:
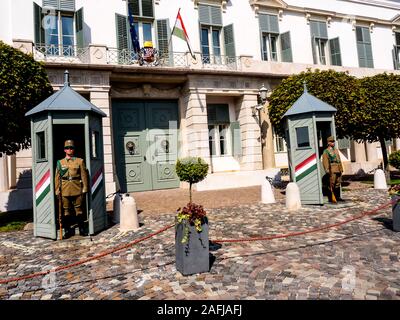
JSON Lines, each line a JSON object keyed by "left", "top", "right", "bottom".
{"left": 0, "top": 187, "right": 399, "bottom": 300}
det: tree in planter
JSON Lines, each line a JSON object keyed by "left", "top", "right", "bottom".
{"left": 356, "top": 73, "right": 400, "bottom": 171}
{"left": 175, "top": 157, "right": 209, "bottom": 203}
{"left": 0, "top": 41, "right": 53, "bottom": 155}
{"left": 268, "top": 69, "right": 360, "bottom": 139}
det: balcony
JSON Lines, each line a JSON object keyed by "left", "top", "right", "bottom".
{"left": 13, "top": 40, "right": 400, "bottom": 78}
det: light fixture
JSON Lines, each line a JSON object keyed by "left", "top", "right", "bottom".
{"left": 252, "top": 84, "right": 269, "bottom": 117}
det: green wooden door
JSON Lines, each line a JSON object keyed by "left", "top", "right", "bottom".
{"left": 113, "top": 101, "right": 179, "bottom": 192}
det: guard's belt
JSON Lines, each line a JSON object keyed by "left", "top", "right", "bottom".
{"left": 62, "top": 177, "right": 80, "bottom": 181}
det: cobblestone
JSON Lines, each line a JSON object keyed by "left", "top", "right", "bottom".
{"left": 0, "top": 187, "right": 399, "bottom": 300}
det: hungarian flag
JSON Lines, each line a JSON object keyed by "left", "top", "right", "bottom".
{"left": 172, "top": 9, "right": 196, "bottom": 60}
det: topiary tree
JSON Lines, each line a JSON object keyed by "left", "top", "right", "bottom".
{"left": 0, "top": 41, "right": 53, "bottom": 155}
{"left": 175, "top": 157, "right": 209, "bottom": 203}
{"left": 268, "top": 69, "right": 360, "bottom": 139}
{"left": 355, "top": 73, "right": 400, "bottom": 170}
{"left": 389, "top": 150, "right": 400, "bottom": 170}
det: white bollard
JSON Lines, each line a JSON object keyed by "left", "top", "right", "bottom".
{"left": 261, "top": 179, "right": 275, "bottom": 204}
{"left": 120, "top": 194, "right": 140, "bottom": 232}
{"left": 374, "top": 169, "right": 387, "bottom": 189}
{"left": 285, "top": 182, "right": 301, "bottom": 211}
{"left": 112, "top": 192, "right": 122, "bottom": 224}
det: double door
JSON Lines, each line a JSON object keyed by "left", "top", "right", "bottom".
{"left": 113, "top": 100, "right": 179, "bottom": 192}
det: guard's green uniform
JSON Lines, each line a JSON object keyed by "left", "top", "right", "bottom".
{"left": 55, "top": 157, "right": 88, "bottom": 216}
{"left": 322, "top": 137, "right": 344, "bottom": 202}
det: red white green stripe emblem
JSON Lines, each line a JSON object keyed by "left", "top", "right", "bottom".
{"left": 295, "top": 154, "right": 318, "bottom": 181}
{"left": 91, "top": 167, "right": 103, "bottom": 199}
{"left": 35, "top": 170, "right": 51, "bottom": 206}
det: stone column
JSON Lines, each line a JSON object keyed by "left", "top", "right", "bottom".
{"left": 12, "top": 39, "right": 34, "bottom": 55}
{"left": 237, "top": 95, "right": 263, "bottom": 171}
{"left": 90, "top": 90, "right": 116, "bottom": 195}
{"left": 89, "top": 44, "right": 108, "bottom": 64}
{"left": 260, "top": 101, "right": 275, "bottom": 169}
{"left": 0, "top": 154, "right": 9, "bottom": 192}
{"left": 7, "top": 155, "right": 16, "bottom": 189}
{"left": 365, "top": 142, "right": 378, "bottom": 162}
{"left": 187, "top": 52, "right": 203, "bottom": 70}
{"left": 184, "top": 91, "right": 210, "bottom": 162}
{"left": 350, "top": 140, "right": 367, "bottom": 163}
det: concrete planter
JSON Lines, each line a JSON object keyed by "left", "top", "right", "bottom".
{"left": 392, "top": 195, "right": 400, "bottom": 232}
{"left": 175, "top": 217, "right": 209, "bottom": 276}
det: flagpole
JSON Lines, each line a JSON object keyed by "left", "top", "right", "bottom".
{"left": 168, "top": 7, "right": 180, "bottom": 52}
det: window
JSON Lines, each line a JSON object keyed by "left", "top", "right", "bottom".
{"left": 36, "top": 131, "right": 47, "bottom": 161}
{"left": 296, "top": 127, "right": 310, "bottom": 148}
{"left": 393, "top": 32, "right": 400, "bottom": 70}
{"left": 132, "top": 21, "right": 154, "bottom": 47}
{"left": 128, "top": 0, "right": 154, "bottom": 18}
{"left": 201, "top": 27, "right": 222, "bottom": 63}
{"left": 310, "top": 20, "right": 328, "bottom": 65}
{"left": 262, "top": 33, "right": 278, "bottom": 61}
{"left": 273, "top": 128, "right": 286, "bottom": 153}
{"left": 34, "top": 2, "right": 84, "bottom": 55}
{"left": 329, "top": 37, "right": 342, "bottom": 66}
{"left": 280, "top": 31, "right": 293, "bottom": 62}
{"left": 356, "top": 26, "right": 374, "bottom": 68}
{"left": 207, "top": 104, "right": 231, "bottom": 156}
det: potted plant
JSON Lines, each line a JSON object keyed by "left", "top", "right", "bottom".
{"left": 175, "top": 157, "right": 209, "bottom": 275}
{"left": 389, "top": 184, "right": 400, "bottom": 232}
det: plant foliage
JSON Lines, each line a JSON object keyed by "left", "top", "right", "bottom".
{"left": 0, "top": 41, "right": 53, "bottom": 155}
{"left": 389, "top": 150, "right": 400, "bottom": 170}
{"left": 176, "top": 202, "right": 207, "bottom": 243}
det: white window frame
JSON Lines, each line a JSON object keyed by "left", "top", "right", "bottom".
{"left": 201, "top": 25, "right": 223, "bottom": 62}
{"left": 261, "top": 32, "right": 279, "bottom": 62}
{"left": 208, "top": 124, "right": 231, "bottom": 157}
{"left": 133, "top": 20, "right": 155, "bottom": 47}
{"left": 273, "top": 128, "right": 287, "bottom": 153}
{"left": 312, "top": 36, "right": 329, "bottom": 65}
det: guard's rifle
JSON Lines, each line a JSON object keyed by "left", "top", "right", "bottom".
{"left": 57, "top": 161, "right": 63, "bottom": 240}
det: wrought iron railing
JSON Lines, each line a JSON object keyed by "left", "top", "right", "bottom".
{"left": 201, "top": 54, "right": 240, "bottom": 71}
{"left": 106, "top": 48, "right": 189, "bottom": 67}
{"left": 34, "top": 44, "right": 90, "bottom": 63}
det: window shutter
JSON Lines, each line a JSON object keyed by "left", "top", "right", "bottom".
{"left": 393, "top": 45, "right": 399, "bottom": 70}
{"left": 259, "top": 14, "right": 279, "bottom": 34}
{"left": 59, "top": 0, "right": 75, "bottom": 12}
{"left": 128, "top": 0, "right": 140, "bottom": 16}
{"left": 329, "top": 37, "right": 342, "bottom": 66}
{"left": 337, "top": 138, "right": 350, "bottom": 149}
{"left": 207, "top": 104, "right": 229, "bottom": 125}
{"left": 43, "top": 0, "right": 58, "bottom": 9}
{"left": 199, "top": 4, "right": 222, "bottom": 26}
{"left": 34, "top": 3, "right": 44, "bottom": 45}
{"left": 75, "top": 7, "right": 84, "bottom": 48}
{"left": 311, "top": 36, "right": 317, "bottom": 64}
{"left": 280, "top": 31, "right": 293, "bottom": 62}
{"left": 141, "top": 0, "right": 154, "bottom": 18}
{"left": 310, "top": 20, "right": 327, "bottom": 39}
{"left": 116, "top": 14, "right": 129, "bottom": 50}
{"left": 356, "top": 27, "right": 374, "bottom": 68}
{"left": 156, "top": 19, "right": 171, "bottom": 56}
{"left": 230, "top": 121, "right": 242, "bottom": 157}
{"left": 223, "top": 24, "right": 236, "bottom": 58}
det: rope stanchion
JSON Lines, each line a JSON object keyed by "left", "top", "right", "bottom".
{"left": 212, "top": 200, "right": 394, "bottom": 244}
{"left": 0, "top": 223, "right": 175, "bottom": 285}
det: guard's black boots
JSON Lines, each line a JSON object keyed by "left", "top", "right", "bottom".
{"left": 63, "top": 215, "right": 75, "bottom": 238}
{"left": 77, "top": 215, "right": 87, "bottom": 236}
{"left": 334, "top": 188, "right": 345, "bottom": 202}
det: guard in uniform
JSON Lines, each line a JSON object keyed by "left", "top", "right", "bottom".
{"left": 322, "top": 136, "right": 344, "bottom": 202}
{"left": 55, "top": 140, "right": 89, "bottom": 237}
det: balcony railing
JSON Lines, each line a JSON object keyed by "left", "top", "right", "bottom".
{"left": 34, "top": 44, "right": 90, "bottom": 63}
{"left": 201, "top": 54, "right": 240, "bottom": 71}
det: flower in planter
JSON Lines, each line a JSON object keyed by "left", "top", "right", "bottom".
{"left": 176, "top": 202, "right": 207, "bottom": 243}
{"left": 389, "top": 184, "right": 400, "bottom": 196}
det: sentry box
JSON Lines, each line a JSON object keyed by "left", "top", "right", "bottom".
{"left": 25, "top": 70, "right": 107, "bottom": 239}
{"left": 282, "top": 84, "right": 338, "bottom": 205}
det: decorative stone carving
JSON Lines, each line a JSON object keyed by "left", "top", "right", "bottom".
{"left": 111, "top": 84, "right": 182, "bottom": 99}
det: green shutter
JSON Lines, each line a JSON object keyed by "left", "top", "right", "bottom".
{"left": 223, "top": 24, "right": 236, "bottom": 58}
{"left": 310, "top": 20, "right": 328, "bottom": 39}
{"left": 116, "top": 14, "right": 129, "bottom": 50}
{"left": 329, "top": 37, "right": 342, "bottom": 66}
{"left": 393, "top": 45, "right": 399, "bottom": 70}
{"left": 207, "top": 104, "right": 229, "bottom": 125}
{"left": 259, "top": 14, "right": 279, "bottom": 34}
{"left": 128, "top": 0, "right": 140, "bottom": 16}
{"left": 230, "top": 121, "right": 242, "bottom": 157}
{"left": 280, "top": 31, "right": 293, "bottom": 62}
{"left": 141, "top": 0, "right": 154, "bottom": 17}
{"left": 337, "top": 138, "right": 350, "bottom": 149}
{"left": 60, "top": 0, "right": 75, "bottom": 12}
{"left": 33, "top": 3, "right": 43, "bottom": 45}
{"left": 311, "top": 36, "right": 317, "bottom": 64}
{"left": 356, "top": 27, "right": 374, "bottom": 68}
{"left": 157, "top": 19, "right": 171, "bottom": 56}
{"left": 75, "top": 7, "right": 84, "bottom": 48}
{"left": 43, "top": 0, "right": 58, "bottom": 9}
{"left": 199, "top": 4, "right": 222, "bottom": 26}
